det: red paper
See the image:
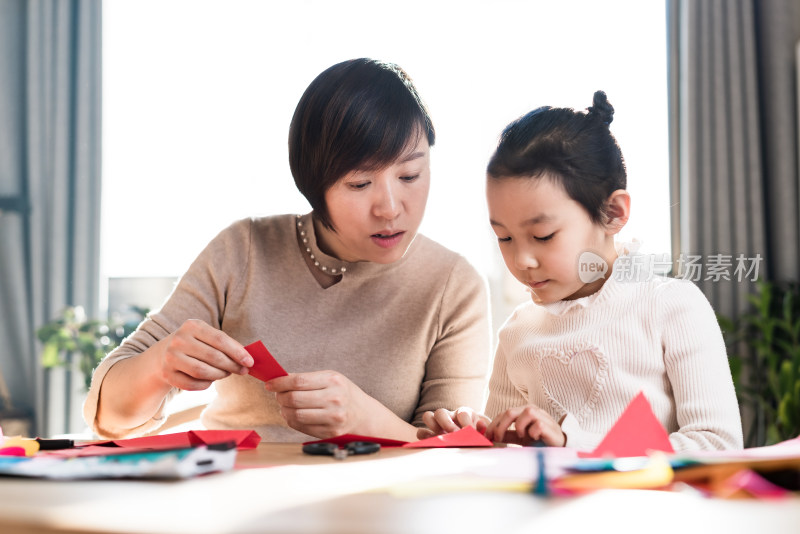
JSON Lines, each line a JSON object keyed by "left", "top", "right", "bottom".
{"left": 245, "top": 340, "right": 288, "bottom": 382}
{"left": 578, "top": 391, "right": 674, "bottom": 458}
{"left": 81, "top": 430, "right": 261, "bottom": 451}
{"left": 304, "top": 426, "right": 494, "bottom": 449}
{"left": 303, "top": 434, "right": 409, "bottom": 448}
{"left": 402, "top": 425, "right": 493, "bottom": 448}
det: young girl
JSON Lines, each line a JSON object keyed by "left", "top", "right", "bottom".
{"left": 421, "top": 91, "right": 743, "bottom": 451}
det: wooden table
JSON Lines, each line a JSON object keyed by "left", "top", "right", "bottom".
{"left": 0, "top": 443, "right": 799, "bottom": 534}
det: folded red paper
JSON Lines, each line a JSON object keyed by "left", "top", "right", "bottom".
{"left": 303, "top": 426, "right": 493, "bottom": 449}
{"left": 578, "top": 391, "right": 674, "bottom": 458}
{"left": 401, "top": 425, "right": 493, "bottom": 448}
{"left": 81, "top": 430, "right": 261, "bottom": 451}
{"left": 244, "top": 340, "right": 288, "bottom": 382}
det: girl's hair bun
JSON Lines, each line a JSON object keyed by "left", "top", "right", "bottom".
{"left": 587, "top": 90, "right": 614, "bottom": 125}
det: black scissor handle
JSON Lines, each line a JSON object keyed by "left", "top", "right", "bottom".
{"left": 302, "top": 441, "right": 381, "bottom": 458}
{"left": 344, "top": 441, "right": 380, "bottom": 455}
{"left": 302, "top": 442, "right": 339, "bottom": 456}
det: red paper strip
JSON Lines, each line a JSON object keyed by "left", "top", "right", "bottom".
{"left": 81, "top": 430, "right": 261, "bottom": 451}
{"left": 402, "top": 425, "right": 493, "bottom": 448}
{"left": 579, "top": 391, "right": 674, "bottom": 458}
{"left": 304, "top": 426, "right": 494, "bottom": 450}
{"left": 190, "top": 430, "right": 261, "bottom": 449}
{"left": 245, "top": 340, "right": 288, "bottom": 382}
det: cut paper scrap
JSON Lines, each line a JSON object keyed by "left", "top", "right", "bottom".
{"left": 713, "top": 469, "right": 791, "bottom": 500}
{"left": 0, "top": 437, "right": 40, "bottom": 456}
{"left": 82, "top": 430, "right": 261, "bottom": 451}
{"left": 579, "top": 391, "right": 674, "bottom": 458}
{"left": 303, "top": 434, "right": 409, "bottom": 448}
{"left": 245, "top": 340, "right": 288, "bottom": 382}
{"left": 402, "top": 425, "right": 493, "bottom": 448}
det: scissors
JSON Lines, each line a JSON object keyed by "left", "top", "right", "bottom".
{"left": 302, "top": 441, "right": 381, "bottom": 460}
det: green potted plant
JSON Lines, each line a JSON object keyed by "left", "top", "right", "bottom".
{"left": 718, "top": 280, "right": 800, "bottom": 447}
{"left": 36, "top": 305, "right": 147, "bottom": 390}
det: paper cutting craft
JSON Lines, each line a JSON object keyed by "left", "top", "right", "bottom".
{"left": 402, "top": 425, "right": 493, "bottom": 448}
{"left": 245, "top": 340, "right": 288, "bottom": 382}
{"left": 79, "top": 430, "right": 261, "bottom": 453}
{"left": 579, "top": 391, "right": 674, "bottom": 458}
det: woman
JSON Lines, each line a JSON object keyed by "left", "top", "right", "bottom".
{"left": 83, "top": 58, "right": 492, "bottom": 442}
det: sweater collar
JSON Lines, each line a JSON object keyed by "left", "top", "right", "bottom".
{"left": 297, "top": 212, "right": 416, "bottom": 279}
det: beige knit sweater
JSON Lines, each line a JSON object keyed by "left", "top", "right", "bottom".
{"left": 83, "top": 214, "right": 492, "bottom": 441}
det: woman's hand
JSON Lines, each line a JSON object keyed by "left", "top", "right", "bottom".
{"left": 266, "top": 370, "right": 375, "bottom": 438}
{"left": 158, "top": 319, "right": 253, "bottom": 391}
{"left": 416, "top": 407, "right": 490, "bottom": 439}
{"left": 485, "top": 405, "right": 566, "bottom": 447}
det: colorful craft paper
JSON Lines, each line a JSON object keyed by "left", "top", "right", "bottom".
{"left": 402, "top": 426, "right": 493, "bottom": 448}
{"left": 579, "top": 391, "right": 674, "bottom": 458}
{"left": 244, "top": 340, "right": 288, "bottom": 382}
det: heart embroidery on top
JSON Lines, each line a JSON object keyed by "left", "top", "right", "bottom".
{"left": 535, "top": 342, "right": 608, "bottom": 422}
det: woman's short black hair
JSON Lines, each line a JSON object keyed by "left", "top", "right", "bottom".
{"left": 289, "top": 58, "right": 435, "bottom": 229}
{"left": 486, "top": 90, "right": 626, "bottom": 225}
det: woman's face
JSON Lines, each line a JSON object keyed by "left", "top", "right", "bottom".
{"left": 316, "top": 135, "right": 431, "bottom": 264}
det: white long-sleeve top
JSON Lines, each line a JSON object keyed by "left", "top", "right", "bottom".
{"left": 485, "top": 254, "right": 744, "bottom": 452}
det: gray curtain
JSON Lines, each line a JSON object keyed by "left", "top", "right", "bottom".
{"left": 668, "top": 0, "right": 800, "bottom": 315}
{"left": 0, "top": 0, "right": 101, "bottom": 435}
{"left": 668, "top": 0, "right": 800, "bottom": 445}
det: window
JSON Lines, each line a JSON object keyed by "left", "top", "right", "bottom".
{"left": 102, "top": 0, "right": 669, "bottom": 323}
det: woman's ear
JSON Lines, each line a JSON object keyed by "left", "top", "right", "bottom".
{"left": 604, "top": 189, "right": 631, "bottom": 235}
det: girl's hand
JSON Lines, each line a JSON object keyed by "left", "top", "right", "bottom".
{"left": 266, "top": 370, "right": 372, "bottom": 438}
{"left": 416, "top": 407, "right": 490, "bottom": 439}
{"left": 158, "top": 319, "right": 253, "bottom": 391}
{"left": 485, "top": 405, "right": 566, "bottom": 447}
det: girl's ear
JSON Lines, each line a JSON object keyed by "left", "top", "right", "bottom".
{"left": 604, "top": 189, "right": 631, "bottom": 235}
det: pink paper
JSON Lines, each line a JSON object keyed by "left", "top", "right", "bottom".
{"left": 245, "top": 340, "right": 288, "bottom": 382}
{"left": 579, "top": 391, "right": 674, "bottom": 458}
{"left": 402, "top": 425, "right": 493, "bottom": 448}
{"left": 718, "top": 469, "right": 791, "bottom": 499}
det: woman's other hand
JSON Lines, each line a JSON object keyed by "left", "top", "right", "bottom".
{"left": 266, "top": 370, "right": 378, "bottom": 438}
{"left": 158, "top": 319, "right": 253, "bottom": 391}
{"left": 416, "top": 407, "right": 490, "bottom": 439}
{"left": 485, "top": 404, "right": 566, "bottom": 447}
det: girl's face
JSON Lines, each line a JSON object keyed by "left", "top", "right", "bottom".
{"left": 487, "top": 175, "right": 620, "bottom": 304}
{"left": 316, "top": 136, "right": 431, "bottom": 264}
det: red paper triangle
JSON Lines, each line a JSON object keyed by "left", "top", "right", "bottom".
{"left": 579, "top": 391, "right": 674, "bottom": 458}
{"left": 402, "top": 425, "right": 493, "bottom": 448}
{"left": 245, "top": 340, "right": 288, "bottom": 382}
